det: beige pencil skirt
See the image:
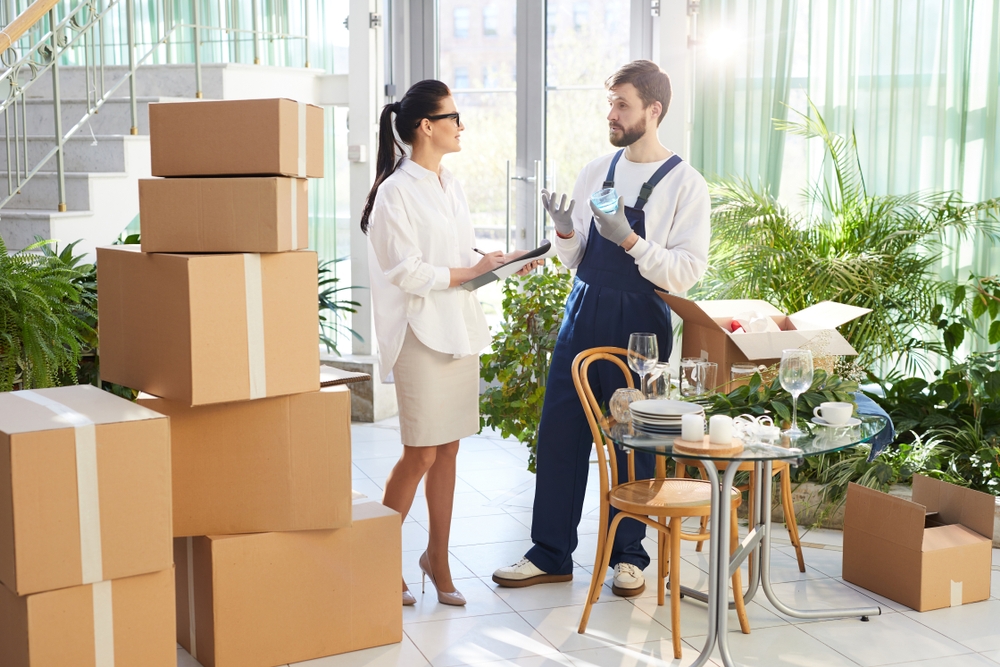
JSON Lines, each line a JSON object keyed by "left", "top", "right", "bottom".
{"left": 393, "top": 327, "right": 480, "bottom": 448}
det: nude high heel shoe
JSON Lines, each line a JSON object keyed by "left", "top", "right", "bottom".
{"left": 419, "top": 551, "right": 466, "bottom": 606}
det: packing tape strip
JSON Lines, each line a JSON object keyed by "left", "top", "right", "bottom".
{"left": 187, "top": 537, "right": 197, "bottom": 659}
{"left": 92, "top": 580, "right": 115, "bottom": 667}
{"left": 950, "top": 580, "right": 962, "bottom": 607}
{"left": 290, "top": 179, "right": 298, "bottom": 249}
{"left": 13, "top": 391, "right": 104, "bottom": 584}
{"left": 243, "top": 254, "right": 267, "bottom": 399}
{"left": 297, "top": 102, "right": 307, "bottom": 177}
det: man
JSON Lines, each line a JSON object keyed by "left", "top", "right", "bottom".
{"left": 492, "top": 60, "right": 711, "bottom": 596}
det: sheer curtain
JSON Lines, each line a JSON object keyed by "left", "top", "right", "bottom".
{"left": 690, "top": 0, "right": 1000, "bottom": 298}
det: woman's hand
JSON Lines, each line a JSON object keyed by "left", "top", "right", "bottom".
{"left": 449, "top": 250, "right": 506, "bottom": 287}
{"left": 504, "top": 249, "right": 545, "bottom": 276}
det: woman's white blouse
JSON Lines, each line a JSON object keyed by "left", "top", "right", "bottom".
{"left": 367, "top": 157, "right": 491, "bottom": 382}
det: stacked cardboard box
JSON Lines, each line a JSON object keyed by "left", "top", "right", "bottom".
{"left": 0, "top": 385, "right": 176, "bottom": 666}
{"left": 97, "top": 98, "right": 401, "bottom": 667}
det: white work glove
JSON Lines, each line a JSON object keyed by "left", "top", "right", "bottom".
{"left": 589, "top": 197, "right": 632, "bottom": 246}
{"left": 541, "top": 189, "right": 576, "bottom": 237}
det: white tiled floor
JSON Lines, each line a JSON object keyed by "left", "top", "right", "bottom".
{"left": 178, "top": 417, "right": 1000, "bottom": 667}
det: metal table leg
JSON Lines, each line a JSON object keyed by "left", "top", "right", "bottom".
{"left": 687, "top": 458, "right": 723, "bottom": 667}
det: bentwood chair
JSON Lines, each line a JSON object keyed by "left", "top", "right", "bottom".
{"left": 675, "top": 458, "right": 806, "bottom": 572}
{"left": 572, "top": 347, "right": 750, "bottom": 660}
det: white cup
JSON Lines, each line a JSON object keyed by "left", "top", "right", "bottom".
{"left": 813, "top": 401, "right": 853, "bottom": 425}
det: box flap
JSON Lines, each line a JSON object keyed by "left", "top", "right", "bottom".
{"left": 0, "top": 385, "right": 166, "bottom": 435}
{"left": 656, "top": 292, "right": 722, "bottom": 329}
{"left": 788, "top": 301, "right": 871, "bottom": 330}
{"left": 845, "top": 482, "right": 925, "bottom": 551}
{"left": 727, "top": 329, "right": 859, "bottom": 360}
{"left": 912, "top": 474, "right": 996, "bottom": 541}
{"left": 921, "top": 524, "right": 990, "bottom": 551}
{"left": 696, "top": 299, "right": 784, "bottom": 319}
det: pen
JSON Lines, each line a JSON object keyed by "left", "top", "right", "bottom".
{"left": 473, "top": 247, "right": 487, "bottom": 255}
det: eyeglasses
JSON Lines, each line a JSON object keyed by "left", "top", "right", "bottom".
{"left": 421, "top": 112, "right": 461, "bottom": 127}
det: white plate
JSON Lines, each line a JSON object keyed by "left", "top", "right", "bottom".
{"left": 811, "top": 416, "right": 861, "bottom": 428}
{"left": 630, "top": 399, "right": 704, "bottom": 418}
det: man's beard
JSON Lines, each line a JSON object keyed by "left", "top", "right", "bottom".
{"left": 609, "top": 117, "right": 646, "bottom": 147}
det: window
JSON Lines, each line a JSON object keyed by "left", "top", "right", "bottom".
{"left": 454, "top": 66, "right": 470, "bottom": 89}
{"left": 453, "top": 7, "right": 470, "bottom": 38}
{"left": 483, "top": 5, "right": 498, "bottom": 36}
{"left": 547, "top": 4, "right": 557, "bottom": 35}
{"left": 482, "top": 65, "right": 499, "bottom": 88}
{"left": 573, "top": 3, "right": 588, "bottom": 32}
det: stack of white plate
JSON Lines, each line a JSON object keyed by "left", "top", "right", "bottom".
{"left": 629, "top": 400, "right": 706, "bottom": 436}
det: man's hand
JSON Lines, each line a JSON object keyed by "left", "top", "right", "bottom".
{"left": 541, "top": 189, "right": 576, "bottom": 238}
{"left": 589, "top": 197, "right": 633, "bottom": 246}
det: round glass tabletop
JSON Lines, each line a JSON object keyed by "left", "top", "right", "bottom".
{"left": 604, "top": 415, "right": 889, "bottom": 463}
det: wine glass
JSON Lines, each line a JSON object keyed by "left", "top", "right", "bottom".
{"left": 627, "top": 333, "right": 659, "bottom": 397}
{"left": 779, "top": 349, "right": 813, "bottom": 437}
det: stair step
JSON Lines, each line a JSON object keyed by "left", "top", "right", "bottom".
{"left": 0, "top": 209, "right": 96, "bottom": 251}
{"left": 26, "top": 63, "right": 227, "bottom": 101}
{"left": 15, "top": 135, "right": 149, "bottom": 173}
{"left": 0, "top": 97, "right": 187, "bottom": 138}
{"left": 0, "top": 171, "right": 131, "bottom": 211}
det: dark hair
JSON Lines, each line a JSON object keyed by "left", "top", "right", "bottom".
{"left": 605, "top": 60, "right": 672, "bottom": 126}
{"left": 359, "top": 79, "right": 452, "bottom": 234}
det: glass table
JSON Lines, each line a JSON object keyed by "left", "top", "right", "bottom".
{"left": 603, "top": 415, "right": 889, "bottom": 667}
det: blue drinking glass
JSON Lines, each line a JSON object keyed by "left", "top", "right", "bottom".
{"left": 590, "top": 187, "right": 619, "bottom": 214}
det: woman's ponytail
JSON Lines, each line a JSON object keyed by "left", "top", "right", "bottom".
{"left": 360, "top": 103, "right": 404, "bottom": 234}
{"left": 359, "top": 80, "right": 452, "bottom": 235}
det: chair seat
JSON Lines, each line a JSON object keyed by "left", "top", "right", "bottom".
{"left": 609, "top": 478, "right": 741, "bottom": 516}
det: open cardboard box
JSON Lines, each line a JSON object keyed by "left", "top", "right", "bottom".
{"left": 843, "top": 475, "right": 995, "bottom": 612}
{"left": 657, "top": 293, "right": 871, "bottom": 391}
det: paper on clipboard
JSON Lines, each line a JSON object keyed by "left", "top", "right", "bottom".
{"left": 461, "top": 240, "right": 556, "bottom": 291}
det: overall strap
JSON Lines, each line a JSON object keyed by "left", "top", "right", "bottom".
{"left": 602, "top": 149, "right": 625, "bottom": 188}
{"left": 634, "top": 154, "right": 683, "bottom": 211}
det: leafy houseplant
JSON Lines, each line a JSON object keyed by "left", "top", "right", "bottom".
{"left": 0, "top": 237, "right": 94, "bottom": 391}
{"left": 480, "top": 260, "right": 574, "bottom": 472}
{"left": 698, "top": 103, "right": 1000, "bottom": 375}
{"left": 318, "top": 257, "right": 362, "bottom": 356}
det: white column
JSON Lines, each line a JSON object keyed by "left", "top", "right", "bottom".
{"left": 656, "top": 0, "right": 693, "bottom": 158}
{"left": 515, "top": 0, "right": 546, "bottom": 250}
{"left": 388, "top": 0, "right": 437, "bottom": 99}
{"left": 348, "top": 0, "right": 385, "bottom": 355}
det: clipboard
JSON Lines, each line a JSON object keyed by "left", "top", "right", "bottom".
{"left": 461, "top": 240, "right": 556, "bottom": 291}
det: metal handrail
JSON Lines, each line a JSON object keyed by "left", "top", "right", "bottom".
{"left": 1, "top": 0, "right": 311, "bottom": 213}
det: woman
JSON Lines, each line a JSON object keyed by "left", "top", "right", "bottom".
{"left": 361, "top": 80, "right": 539, "bottom": 606}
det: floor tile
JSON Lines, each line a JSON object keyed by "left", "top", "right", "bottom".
{"left": 403, "top": 612, "right": 559, "bottom": 667}
{"left": 775, "top": 545, "right": 843, "bottom": 578}
{"left": 402, "top": 550, "right": 477, "bottom": 587}
{"left": 565, "top": 639, "right": 720, "bottom": 666}
{"left": 700, "top": 623, "right": 860, "bottom": 666}
{"left": 631, "top": 596, "right": 789, "bottom": 639}
{"left": 799, "top": 611, "right": 974, "bottom": 666}
{"left": 402, "top": 521, "right": 431, "bottom": 552}
{"left": 470, "top": 656, "right": 579, "bottom": 667}
{"left": 451, "top": 539, "right": 536, "bottom": 578}
{"left": 403, "top": 577, "right": 516, "bottom": 624}
{"left": 903, "top": 600, "right": 1000, "bottom": 652}
{"left": 458, "top": 447, "right": 528, "bottom": 471}
{"left": 459, "top": 466, "right": 539, "bottom": 493}
{"left": 862, "top": 655, "right": 1000, "bottom": 667}
{"left": 518, "top": 600, "right": 673, "bottom": 653}
{"left": 981, "top": 648, "right": 1000, "bottom": 664}
{"left": 754, "top": 578, "right": 889, "bottom": 624}
{"left": 680, "top": 546, "right": 826, "bottom": 585}
{"left": 797, "top": 527, "right": 845, "bottom": 548}
{"left": 405, "top": 490, "right": 506, "bottom": 522}
{"left": 290, "top": 635, "right": 430, "bottom": 667}
{"left": 354, "top": 456, "right": 402, "bottom": 480}
{"left": 992, "top": 549, "right": 999, "bottom": 567}
{"left": 350, "top": 478, "right": 384, "bottom": 501}
{"left": 839, "top": 580, "right": 914, "bottom": 613}
{"left": 493, "top": 568, "right": 611, "bottom": 612}
{"left": 425, "top": 513, "right": 532, "bottom": 548}
{"left": 177, "top": 648, "right": 204, "bottom": 667}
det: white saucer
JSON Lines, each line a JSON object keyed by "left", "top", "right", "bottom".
{"left": 811, "top": 416, "right": 861, "bottom": 428}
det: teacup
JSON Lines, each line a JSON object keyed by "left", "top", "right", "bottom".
{"left": 813, "top": 401, "right": 853, "bottom": 425}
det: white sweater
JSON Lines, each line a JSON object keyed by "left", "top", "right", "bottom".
{"left": 554, "top": 151, "right": 711, "bottom": 294}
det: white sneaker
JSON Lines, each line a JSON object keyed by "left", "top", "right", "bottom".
{"left": 612, "top": 563, "right": 646, "bottom": 597}
{"left": 492, "top": 558, "right": 573, "bottom": 588}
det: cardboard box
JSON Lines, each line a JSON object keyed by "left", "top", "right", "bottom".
{"left": 97, "top": 245, "right": 320, "bottom": 406}
{"left": 137, "top": 386, "right": 352, "bottom": 537}
{"left": 843, "top": 475, "right": 996, "bottom": 611}
{"left": 0, "top": 385, "right": 172, "bottom": 596}
{"left": 174, "top": 501, "right": 402, "bottom": 667}
{"left": 659, "top": 293, "right": 871, "bottom": 391}
{"left": 149, "top": 98, "right": 324, "bottom": 178}
{"left": 139, "top": 177, "right": 309, "bottom": 253}
{"left": 0, "top": 568, "right": 176, "bottom": 667}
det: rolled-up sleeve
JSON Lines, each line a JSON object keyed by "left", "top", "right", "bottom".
{"left": 369, "top": 192, "right": 452, "bottom": 296}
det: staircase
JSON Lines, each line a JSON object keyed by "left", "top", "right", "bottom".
{"left": 1, "top": 62, "right": 325, "bottom": 260}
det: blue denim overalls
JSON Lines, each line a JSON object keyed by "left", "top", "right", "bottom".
{"left": 525, "top": 150, "right": 683, "bottom": 575}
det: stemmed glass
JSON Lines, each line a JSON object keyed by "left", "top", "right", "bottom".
{"left": 779, "top": 349, "right": 814, "bottom": 437}
{"left": 627, "top": 333, "right": 659, "bottom": 397}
